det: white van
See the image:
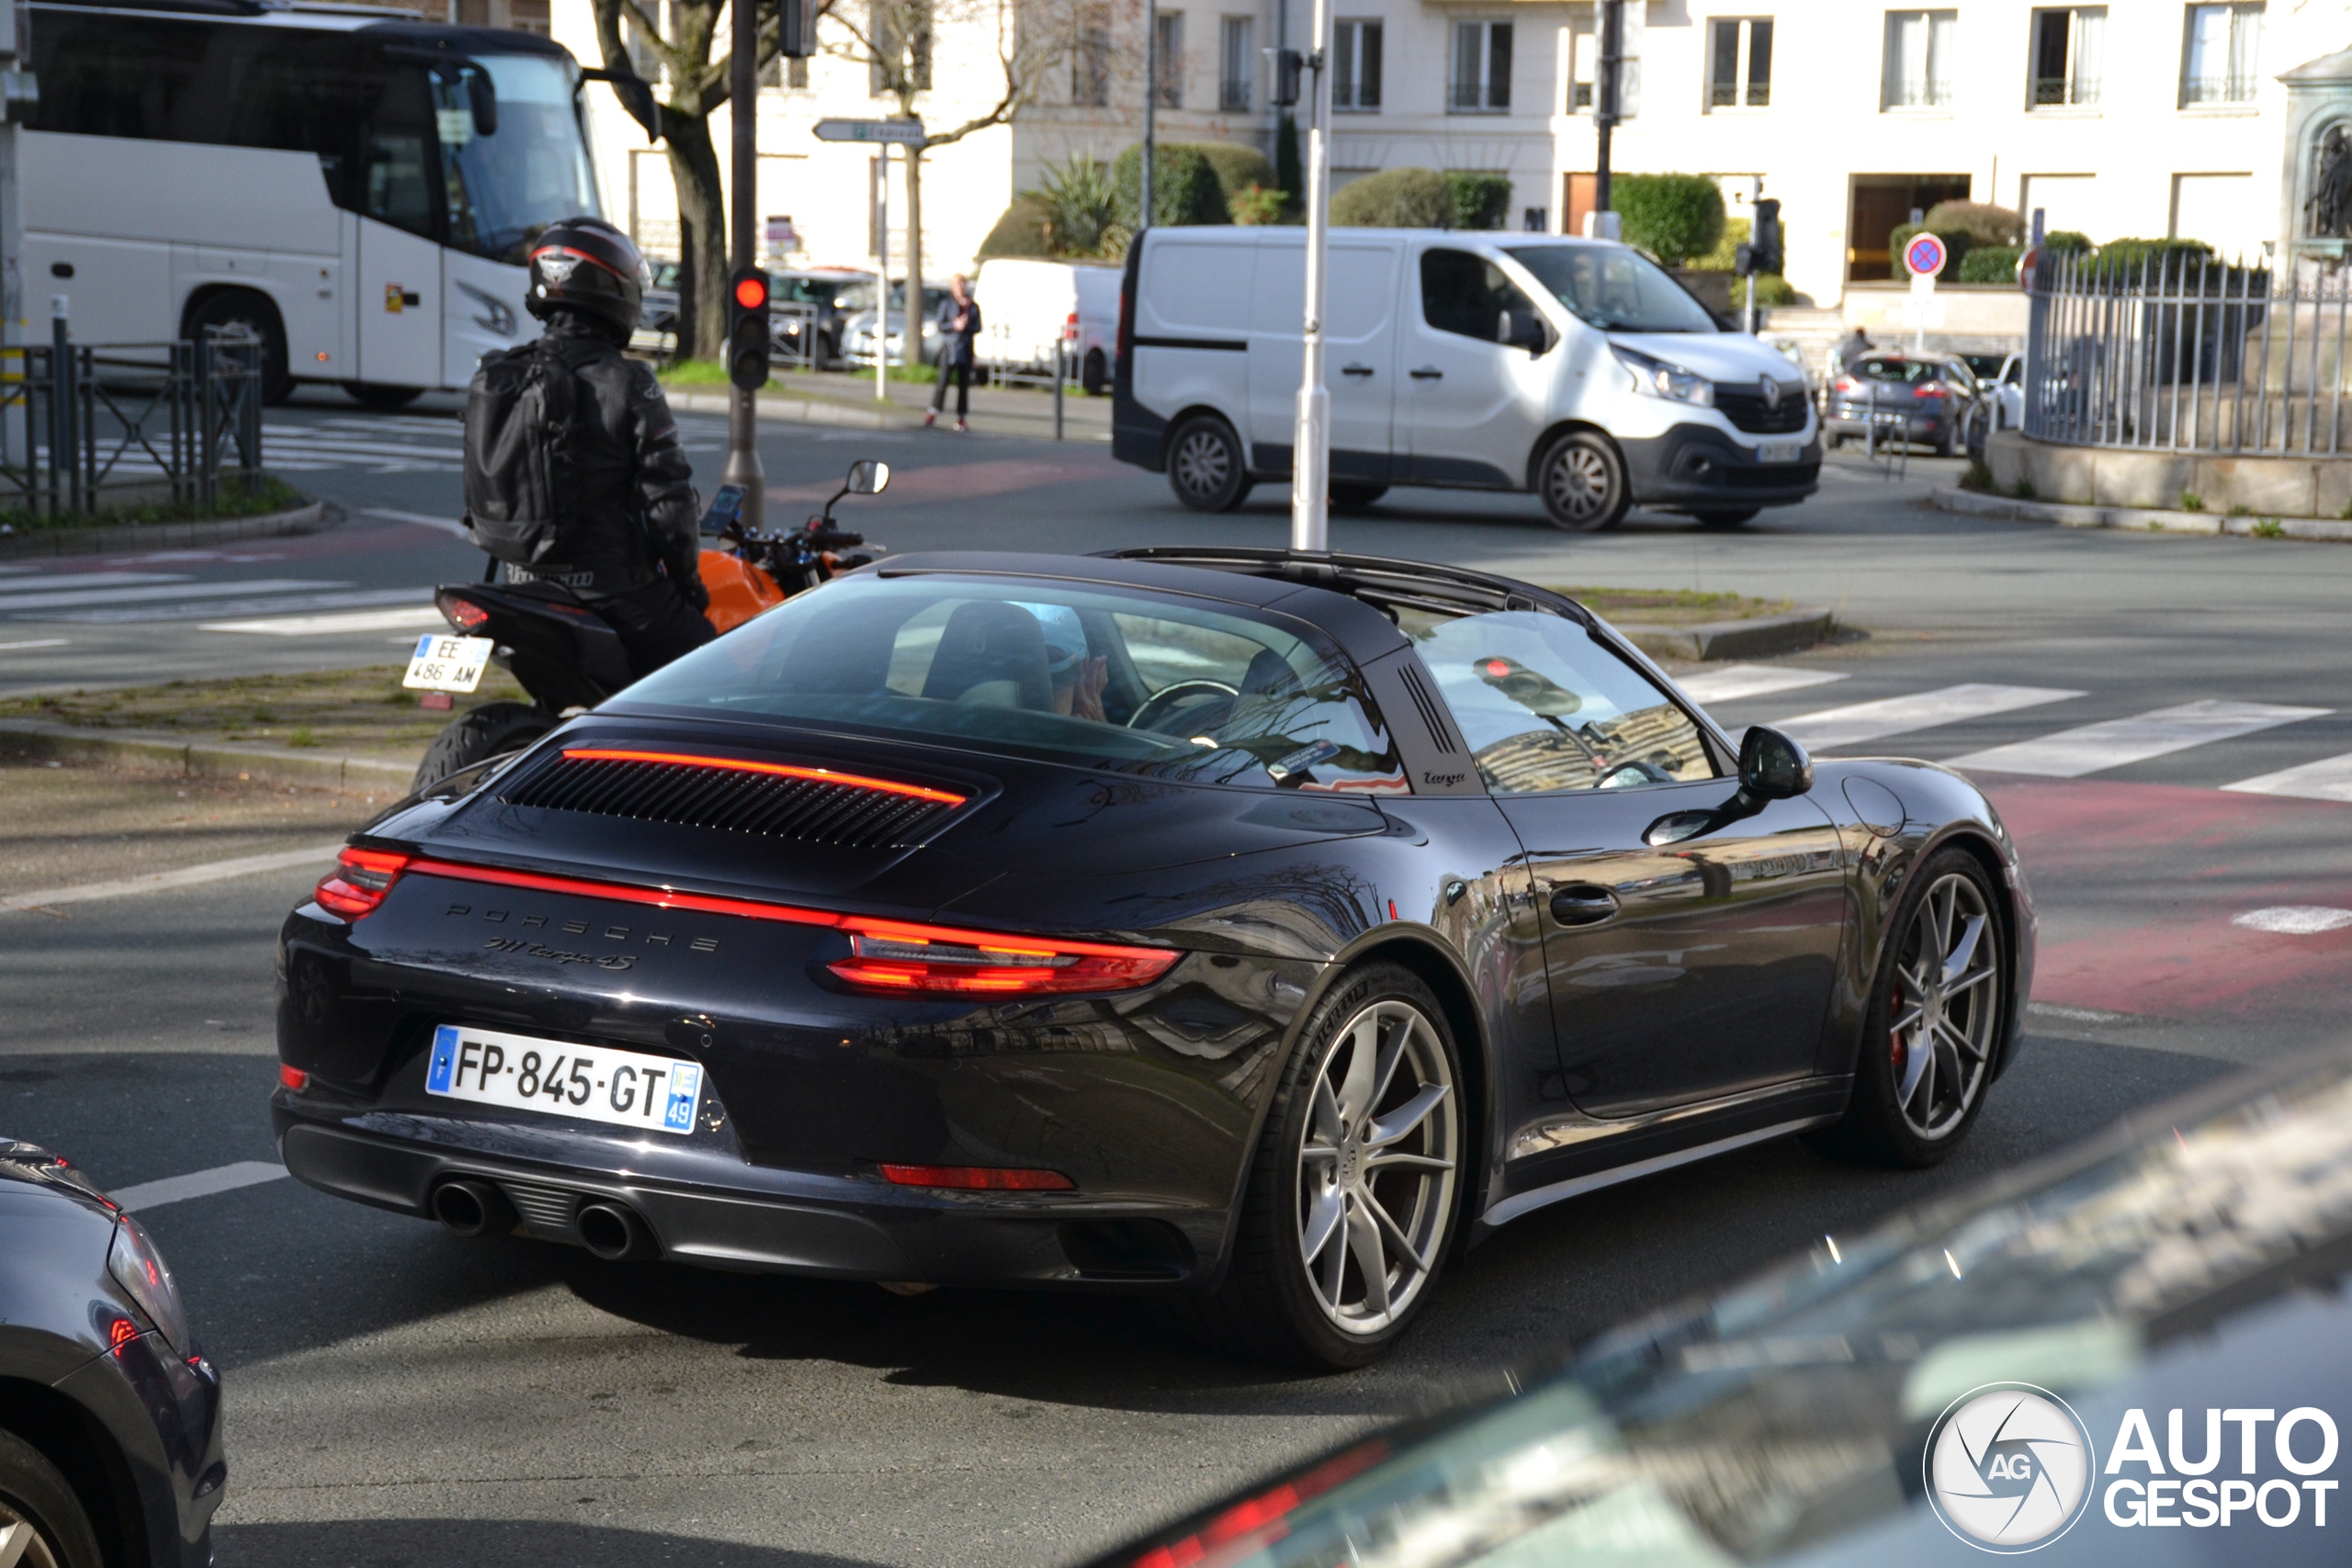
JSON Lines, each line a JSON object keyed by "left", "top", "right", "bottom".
{"left": 975, "top": 257, "right": 1121, "bottom": 393}
{"left": 1111, "top": 228, "right": 1817, "bottom": 529}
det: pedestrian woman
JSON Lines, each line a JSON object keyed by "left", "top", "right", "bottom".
{"left": 923, "top": 274, "right": 982, "bottom": 432}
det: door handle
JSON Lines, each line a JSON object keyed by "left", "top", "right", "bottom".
{"left": 1409, "top": 367, "right": 1443, "bottom": 379}
{"left": 1340, "top": 363, "right": 1374, "bottom": 377}
{"left": 1548, "top": 884, "right": 1620, "bottom": 926}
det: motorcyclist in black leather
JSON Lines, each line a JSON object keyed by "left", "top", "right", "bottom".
{"left": 503, "top": 217, "right": 714, "bottom": 676}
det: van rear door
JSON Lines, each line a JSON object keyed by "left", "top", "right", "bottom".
{"left": 1247, "top": 235, "right": 1401, "bottom": 480}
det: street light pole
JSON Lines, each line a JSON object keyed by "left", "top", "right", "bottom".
{"left": 1289, "top": 0, "right": 1330, "bottom": 551}
{"left": 1140, "top": 0, "right": 1157, "bottom": 231}
{"left": 722, "top": 0, "right": 765, "bottom": 532}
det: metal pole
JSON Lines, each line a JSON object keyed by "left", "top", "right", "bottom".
{"left": 1141, "top": 0, "right": 1158, "bottom": 232}
{"left": 50, "top": 295, "right": 74, "bottom": 515}
{"left": 1741, "top": 176, "right": 1760, "bottom": 335}
{"left": 1289, "top": 0, "right": 1332, "bottom": 550}
{"left": 0, "top": 0, "right": 26, "bottom": 484}
{"left": 1594, "top": 0, "right": 1621, "bottom": 220}
{"left": 2022, "top": 208, "right": 2044, "bottom": 439}
{"left": 875, "top": 147, "right": 890, "bottom": 402}
{"left": 723, "top": 0, "right": 764, "bottom": 531}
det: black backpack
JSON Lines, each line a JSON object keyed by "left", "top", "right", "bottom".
{"left": 462, "top": 339, "right": 577, "bottom": 565}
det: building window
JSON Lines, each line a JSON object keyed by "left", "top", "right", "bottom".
{"left": 1072, "top": 4, "right": 1110, "bottom": 105}
{"left": 1709, "top": 17, "right": 1772, "bottom": 108}
{"left": 1334, "top": 19, "right": 1381, "bottom": 111}
{"left": 2182, "top": 3, "right": 2261, "bottom": 107}
{"left": 1451, "top": 19, "right": 1511, "bottom": 114}
{"left": 1153, "top": 11, "right": 1184, "bottom": 109}
{"left": 1220, "top": 16, "right": 1253, "bottom": 111}
{"left": 1568, "top": 18, "right": 1594, "bottom": 109}
{"left": 1883, "top": 9, "right": 1957, "bottom": 108}
{"left": 2030, "top": 7, "right": 2102, "bottom": 106}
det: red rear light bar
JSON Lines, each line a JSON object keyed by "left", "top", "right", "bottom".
{"left": 878, "top": 1163, "right": 1074, "bottom": 1191}
{"left": 560, "top": 748, "right": 967, "bottom": 807}
{"left": 315, "top": 852, "right": 1181, "bottom": 995}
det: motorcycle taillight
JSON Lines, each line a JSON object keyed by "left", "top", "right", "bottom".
{"left": 439, "top": 594, "right": 492, "bottom": 633}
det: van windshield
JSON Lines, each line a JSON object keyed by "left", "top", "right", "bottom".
{"left": 1504, "top": 245, "right": 1719, "bottom": 334}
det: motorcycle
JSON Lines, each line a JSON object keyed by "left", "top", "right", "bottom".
{"left": 407, "top": 459, "right": 890, "bottom": 793}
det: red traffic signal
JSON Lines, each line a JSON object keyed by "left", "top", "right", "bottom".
{"left": 726, "top": 266, "right": 772, "bottom": 391}
{"left": 732, "top": 272, "right": 769, "bottom": 310}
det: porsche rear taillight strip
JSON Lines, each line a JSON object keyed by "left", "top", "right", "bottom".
{"left": 558, "top": 748, "right": 967, "bottom": 807}
{"left": 353, "top": 856, "right": 1181, "bottom": 994}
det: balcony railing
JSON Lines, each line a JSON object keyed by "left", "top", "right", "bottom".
{"left": 1883, "top": 77, "right": 1955, "bottom": 108}
{"left": 2031, "top": 74, "right": 2099, "bottom": 107}
{"left": 2181, "top": 73, "right": 2257, "bottom": 106}
{"left": 1709, "top": 82, "right": 1770, "bottom": 107}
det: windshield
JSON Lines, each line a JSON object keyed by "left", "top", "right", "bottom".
{"left": 616, "top": 574, "right": 1406, "bottom": 793}
{"left": 1503, "top": 244, "right": 1719, "bottom": 334}
{"left": 435, "top": 52, "right": 600, "bottom": 264}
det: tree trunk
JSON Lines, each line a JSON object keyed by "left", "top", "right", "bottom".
{"left": 666, "top": 118, "right": 728, "bottom": 361}
{"left": 906, "top": 146, "right": 925, "bottom": 371}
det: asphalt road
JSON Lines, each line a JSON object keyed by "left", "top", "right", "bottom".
{"left": 4, "top": 387, "right": 2351, "bottom": 1565}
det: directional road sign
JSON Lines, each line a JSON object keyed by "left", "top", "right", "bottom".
{"left": 813, "top": 118, "right": 924, "bottom": 145}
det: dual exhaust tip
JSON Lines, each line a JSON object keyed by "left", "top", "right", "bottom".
{"left": 429, "top": 1179, "right": 657, "bottom": 1261}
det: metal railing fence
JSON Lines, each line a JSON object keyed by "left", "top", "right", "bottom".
{"left": 2021, "top": 247, "right": 2352, "bottom": 457}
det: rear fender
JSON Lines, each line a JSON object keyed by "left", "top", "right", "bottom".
{"left": 435, "top": 583, "right": 630, "bottom": 711}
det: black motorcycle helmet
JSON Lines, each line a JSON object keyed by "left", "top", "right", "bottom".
{"left": 526, "top": 216, "right": 649, "bottom": 336}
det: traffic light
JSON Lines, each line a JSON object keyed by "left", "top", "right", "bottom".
{"left": 1750, "top": 198, "right": 1783, "bottom": 276}
{"left": 726, "top": 266, "right": 770, "bottom": 391}
{"left": 780, "top": 0, "right": 817, "bottom": 58}
{"left": 1265, "top": 47, "right": 1302, "bottom": 107}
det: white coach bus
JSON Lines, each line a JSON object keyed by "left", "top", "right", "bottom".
{"left": 25, "top": 0, "right": 622, "bottom": 405}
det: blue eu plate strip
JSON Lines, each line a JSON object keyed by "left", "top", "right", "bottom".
{"left": 413, "top": 634, "right": 435, "bottom": 658}
{"left": 662, "top": 1063, "right": 703, "bottom": 1132}
{"left": 425, "top": 1023, "right": 460, "bottom": 1093}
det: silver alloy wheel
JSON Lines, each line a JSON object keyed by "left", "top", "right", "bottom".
{"left": 1295, "top": 998, "right": 1458, "bottom": 1335}
{"left": 1544, "top": 442, "right": 1613, "bottom": 524}
{"left": 1172, "top": 427, "right": 1232, "bottom": 499}
{"left": 1889, "top": 871, "right": 2000, "bottom": 1139}
{"left": 0, "top": 1505, "right": 64, "bottom": 1568}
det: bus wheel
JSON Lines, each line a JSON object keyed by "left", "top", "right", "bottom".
{"left": 187, "top": 288, "right": 291, "bottom": 405}
{"left": 344, "top": 383, "right": 424, "bottom": 411}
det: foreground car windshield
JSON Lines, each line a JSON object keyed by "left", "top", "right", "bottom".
{"left": 1504, "top": 245, "right": 1718, "bottom": 334}
{"left": 617, "top": 573, "right": 1405, "bottom": 792}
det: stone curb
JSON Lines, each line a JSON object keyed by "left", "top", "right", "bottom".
{"left": 0, "top": 716, "right": 415, "bottom": 795}
{"left": 1930, "top": 485, "right": 2352, "bottom": 542}
{"left": 664, "top": 387, "right": 915, "bottom": 430}
{"left": 1617, "top": 607, "right": 1838, "bottom": 661}
{"left": 0, "top": 499, "right": 336, "bottom": 560}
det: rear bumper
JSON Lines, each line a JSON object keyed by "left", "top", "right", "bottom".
{"left": 1619, "top": 424, "right": 1820, "bottom": 508}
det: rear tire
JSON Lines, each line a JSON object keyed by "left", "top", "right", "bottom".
{"left": 1694, "top": 507, "right": 1758, "bottom": 529}
{"left": 186, "top": 287, "right": 291, "bottom": 405}
{"left": 1166, "top": 414, "right": 1251, "bottom": 513}
{"left": 1081, "top": 349, "right": 1108, "bottom": 397}
{"left": 412, "top": 700, "right": 554, "bottom": 795}
{"left": 1329, "top": 481, "right": 1387, "bottom": 513}
{"left": 1535, "top": 430, "right": 1630, "bottom": 532}
{"left": 0, "top": 1427, "right": 104, "bottom": 1568}
{"left": 1934, "top": 423, "right": 1958, "bottom": 458}
{"left": 343, "top": 382, "right": 424, "bottom": 410}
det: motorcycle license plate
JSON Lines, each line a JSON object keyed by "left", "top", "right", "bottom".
{"left": 1757, "top": 441, "right": 1803, "bottom": 464}
{"left": 403, "top": 634, "right": 493, "bottom": 694}
{"left": 424, "top": 1023, "right": 706, "bottom": 1135}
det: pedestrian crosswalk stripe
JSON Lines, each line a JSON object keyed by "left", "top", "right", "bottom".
{"left": 2222, "top": 750, "right": 2352, "bottom": 804}
{"left": 361, "top": 507, "right": 469, "bottom": 536}
{"left": 203, "top": 605, "right": 444, "bottom": 636}
{"left": 1678, "top": 663, "right": 1849, "bottom": 706}
{"left": 0, "top": 578, "right": 342, "bottom": 612}
{"left": 1947, "top": 700, "right": 2332, "bottom": 778}
{"left": 1775, "top": 683, "right": 2085, "bottom": 752}
{"left": 0, "top": 571, "right": 189, "bottom": 594}
{"left": 48, "top": 588, "right": 428, "bottom": 624}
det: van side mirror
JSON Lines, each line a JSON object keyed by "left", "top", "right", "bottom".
{"left": 845, "top": 459, "right": 890, "bottom": 494}
{"left": 1500, "top": 309, "right": 1550, "bottom": 355}
{"left": 467, "top": 69, "right": 498, "bottom": 138}
{"left": 1738, "top": 726, "right": 1813, "bottom": 800}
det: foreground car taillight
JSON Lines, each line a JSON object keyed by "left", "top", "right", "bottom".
{"left": 313, "top": 847, "right": 413, "bottom": 919}
{"left": 879, "top": 1163, "right": 1075, "bottom": 1191}
{"left": 829, "top": 923, "right": 1180, "bottom": 996}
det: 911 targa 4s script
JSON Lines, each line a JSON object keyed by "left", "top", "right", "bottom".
{"left": 273, "top": 548, "right": 2036, "bottom": 1370}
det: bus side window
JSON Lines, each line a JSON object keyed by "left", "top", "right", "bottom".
{"left": 362, "top": 67, "right": 440, "bottom": 243}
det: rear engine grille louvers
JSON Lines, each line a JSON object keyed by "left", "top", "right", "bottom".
{"left": 501, "top": 749, "right": 964, "bottom": 850}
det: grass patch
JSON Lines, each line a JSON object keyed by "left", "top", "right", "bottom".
{"left": 0, "top": 476, "right": 305, "bottom": 536}
{"left": 2178, "top": 491, "right": 2205, "bottom": 512}
{"left": 2253, "top": 517, "right": 2286, "bottom": 538}
{"left": 0, "top": 664, "right": 530, "bottom": 761}
{"left": 1960, "top": 458, "right": 1995, "bottom": 493}
{"left": 2226, "top": 502, "right": 2253, "bottom": 517}
{"left": 1546, "top": 586, "right": 1794, "bottom": 626}
{"left": 659, "top": 357, "right": 938, "bottom": 390}
{"left": 2011, "top": 479, "right": 2036, "bottom": 500}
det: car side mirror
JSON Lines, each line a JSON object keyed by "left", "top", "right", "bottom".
{"left": 845, "top": 459, "right": 890, "bottom": 495}
{"left": 1499, "top": 309, "right": 1550, "bottom": 355}
{"left": 1738, "top": 726, "right": 1813, "bottom": 800}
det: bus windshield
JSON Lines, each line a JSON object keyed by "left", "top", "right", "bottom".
{"left": 436, "top": 53, "right": 601, "bottom": 265}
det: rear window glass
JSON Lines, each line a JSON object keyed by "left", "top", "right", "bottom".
{"left": 616, "top": 574, "right": 1407, "bottom": 794}
{"left": 1855, "top": 357, "right": 1937, "bottom": 383}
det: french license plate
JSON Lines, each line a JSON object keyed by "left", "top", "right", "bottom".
{"left": 1756, "top": 441, "right": 1803, "bottom": 464}
{"left": 424, "top": 1023, "right": 705, "bottom": 1135}
{"left": 402, "top": 634, "right": 494, "bottom": 694}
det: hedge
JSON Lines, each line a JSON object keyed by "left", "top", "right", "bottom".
{"left": 1957, "top": 244, "right": 2022, "bottom": 284}
{"left": 1330, "top": 167, "right": 1455, "bottom": 228}
{"left": 1444, "top": 172, "right": 1513, "bottom": 231}
{"left": 1195, "top": 142, "right": 1277, "bottom": 207}
{"left": 1110, "top": 143, "right": 1227, "bottom": 229}
{"left": 1612, "top": 174, "right": 1725, "bottom": 268}
{"left": 1923, "top": 200, "right": 2022, "bottom": 247}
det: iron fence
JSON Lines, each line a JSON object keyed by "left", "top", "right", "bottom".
{"left": 0, "top": 323, "right": 265, "bottom": 519}
{"left": 2022, "top": 247, "right": 2352, "bottom": 456}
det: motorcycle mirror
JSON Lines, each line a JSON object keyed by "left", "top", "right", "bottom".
{"left": 845, "top": 460, "right": 890, "bottom": 495}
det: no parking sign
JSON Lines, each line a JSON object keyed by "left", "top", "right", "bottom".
{"left": 1904, "top": 231, "right": 1948, "bottom": 279}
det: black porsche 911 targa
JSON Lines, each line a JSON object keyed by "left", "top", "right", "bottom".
{"left": 273, "top": 548, "right": 2036, "bottom": 1369}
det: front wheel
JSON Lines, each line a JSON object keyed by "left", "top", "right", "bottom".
{"left": 1081, "top": 349, "right": 1109, "bottom": 397}
{"left": 412, "top": 700, "right": 555, "bottom": 795}
{"left": 187, "top": 287, "right": 291, "bottom": 405}
{"left": 1329, "top": 481, "right": 1388, "bottom": 513}
{"left": 1174, "top": 964, "right": 1463, "bottom": 1369}
{"left": 1166, "top": 414, "right": 1251, "bottom": 513}
{"left": 344, "top": 382, "right": 424, "bottom": 411}
{"left": 1694, "top": 507, "right": 1758, "bottom": 529}
{"left": 0, "top": 1427, "right": 104, "bottom": 1568}
{"left": 1536, "top": 430, "right": 1630, "bottom": 532}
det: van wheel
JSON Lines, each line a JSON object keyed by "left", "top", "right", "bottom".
{"left": 1330, "top": 482, "right": 1387, "bottom": 513}
{"left": 1695, "top": 508, "right": 1758, "bottom": 529}
{"left": 1536, "top": 431, "right": 1630, "bottom": 532}
{"left": 1167, "top": 415, "right": 1251, "bottom": 513}
{"left": 1081, "top": 349, "right": 1108, "bottom": 397}
{"left": 344, "top": 382, "right": 424, "bottom": 410}
{"left": 187, "top": 288, "right": 292, "bottom": 405}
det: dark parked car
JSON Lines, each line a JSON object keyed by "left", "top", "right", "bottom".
{"left": 273, "top": 549, "right": 2035, "bottom": 1369}
{"left": 0, "top": 1143, "right": 224, "bottom": 1567}
{"left": 1826, "top": 352, "right": 1981, "bottom": 457}
{"left": 770, "top": 269, "right": 877, "bottom": 367}
{"left": 629, "top": 258, "right": 682, "bottom": 361}
{"left": 1093, "top": 1048, "right": 2352, "bottom": 1566}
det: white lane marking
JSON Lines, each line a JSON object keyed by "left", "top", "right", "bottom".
{"left": 0, "top": 578, "right": 342, "bottom": 612}
{"left": 203, "top": 604, "right": 444, "bottom": 635}
{"left": 2232, "top": 906, "right": 2352, "bottom": 934}
{"left": 1948, "top": 699, "right": 2332, "bottom": 778}
{"left": 362, "top": 507, "right": 469, "bottom": 537}
{"left": 0, "top": 637, "right": 69, "bottom": 651}
{"left": 0, "top": 571, "right": 189, "bottom": 594}
{"left": 2027, "top": 1000, "right": 2139, "bottom": 1024}
{"left": 2, "top": 842, "right": 344, "bottom": 913}
{"left": 1776, "top": 683, "right": 2085, "bottom": 752}
{"left": 2222, "top": 750, "right": 2352, "bottom": 804}
{"left": 1677, "top": 664, "right": 1849, "bottom": 706}
{"left": 53, "top": 588, "right": 428, "bottom": 625}
{"left": 111, "top": 1160, "right": 289, "bottom": 1213}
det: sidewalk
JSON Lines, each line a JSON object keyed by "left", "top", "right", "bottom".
{"left": 664, "top": 371, "right": 1113, "bottom": 445}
